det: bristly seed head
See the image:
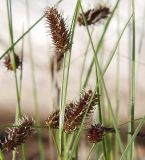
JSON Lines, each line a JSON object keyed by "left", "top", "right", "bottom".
{"left": 64, "top": 90, "right": 100, "bottom": 133}
{"left": 45, "top": 110, "right": 59, "bottom": 129}
{"left": 78, "top": 4, "right": 111, "bottom": 26}
{"left": 45, "top": 90, "right": 100, "bottom": 134}
{"left": 86, "top": 124, "right": 105, "bottom": 143}
{"left": 0, "top": 115, "right": 35, "bottom": 151}
{"left": 45, "top": 7, "right": 71, "bottom": 55}
{"left": 4, "top": 53, "right": 21, "bottom": 71}
{"left": 86, "top": 124, "right": 115, "bottom": 143}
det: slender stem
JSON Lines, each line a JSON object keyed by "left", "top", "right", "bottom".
{"left": 20, "top": 27, "right": 26, "bottom": 160}
{"left": 79, "top": 29, "right": 93, "bottom": 91}
{"left": 83, "top": 2, "right": 126, "bottom": 158}
{"left": 59, "top": 52, "right": 67, "bottom": 156}
{"left": 6, "top": 0, "right": 22, "bottom": 159}
{"left": 49, "top": 128, "right": 61, "bottom": 158}
{"left": 59, "top": 1, "right": 80, "bottom": 158}
{"left": 129, "top": 0, "right": 136, "bottom": 159}
{"left": 87, "top": 144, "right": 96, "bottom": 160}
{"left": 80, "top": 3, "right": 121, "bottom": 159}
{"left": 83, "top": 0, "right": 121, "bottom": 89}
{"left": 120, "top": 117, "right": 145, "bottom": 160}
{"left": 103, "top": 15, "right": 132, "bottom": 76}
{"left": 0, "top": 150, "right": 4, "bottom": 160}
{"left": 127, "top": 0, "right": 132, "bottom": 158}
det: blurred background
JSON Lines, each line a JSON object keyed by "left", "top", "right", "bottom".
{"left": 0, "top": 0, "right": 145, "bottom": 121}
{"left": 0, "top": 0, "right": 145, "bottom": 158}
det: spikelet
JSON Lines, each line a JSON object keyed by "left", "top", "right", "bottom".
{"left": 64, "top": 90, "right": 99, "bottom": 133}
{"left": 4, "top": 53, "right": 21, "bottom": 71}
{"left": 45, "top": 90, "right": 100, "bottom": 133}
{"left": 45, "top": 7, "right": 71, "bottom": 55}
{"left": 78, "top": 4, "right": 111, "bottom": 26}
{"left": 45, "top": 110, "right": 59, "bottom": 129}
{"left": 87, "top": 124, "right": 145, "bottom": 143}
{"left": 0, "top": 116, "right": 35, "bottom": 151}
{"left": 86, "top": 124, "right": 115, "bottom": 143}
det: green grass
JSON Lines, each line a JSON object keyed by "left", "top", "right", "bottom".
{"left": 128, "top": 0, "right": 136, "bottom": 159}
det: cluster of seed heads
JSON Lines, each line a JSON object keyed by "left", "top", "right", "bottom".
{"left": 1, "top": 3, "right": 145, "bottom": 156}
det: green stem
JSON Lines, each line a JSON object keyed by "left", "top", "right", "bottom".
{"left": 83, "top": 0, "right": 121, "bottom": 89}
{"left": 6, "top": 0, "right": 23, "bottom": 159}
{"left": 0, "top": 150, "right": 4, "bottom": 160}
{"left": 120, "top": 117, "right": 145, "bottom": 160}
{"left": 49, "top": 129, "right": 61, "bottom": 159}
{"left": 79, "top": 29, "right": 93, "bottom": 91}
{"left": 87, "top": 144, "right": 96, "bottom": 160}
{"left": 129, "top": 0, "right": 136, "bottom": 159}
{"left": 59, "top": 1, "right": 81, "bottom": 158}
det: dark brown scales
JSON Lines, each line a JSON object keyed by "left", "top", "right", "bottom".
{"left": 45, "top": 7, "right": 71, "bottom": 55}
{"left": 78, "top": 5, "right": 111, "bottom": 26}
{"left": 4, "top": 54, "right": 21, "bottom": 71}
{"left": 87, "top": 123, "right": 145, "bottom": 143}
{"left": 87, "top": 124, "right": 116, "bottom": 143}
{"left": 45, "top": 90, "right": 100, "bottom": 133}
{"left": 64, "top": 90, "right": 99, "bottom": 133}
{"left": 87, "top": 124, "right": 105, "bottom": 143}
{"left": 0, "top": 116, "right": 35, "bottom": 151}
{"left": 45, "top": 110, "right": 59, "bottom": 129}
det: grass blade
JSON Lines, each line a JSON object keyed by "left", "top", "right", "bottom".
{"left": 120, "top": 116, "right": 145, "bottom": 160}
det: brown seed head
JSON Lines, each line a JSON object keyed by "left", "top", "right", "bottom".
{"left": 45, "top": 110, "right": 59, "bottom": 129}
{"left": 64, "top": 90, "right": 100, "bottom": 133}
{"left": 86, "top": 123, "right": 116, "bottom": 143}
{"left": 45, "top": 7, "right": 71, "bottom": 54}
{"left": 0, "top": 116, "right": 35, "bottom": 151}
{"left": 87, "top": 124, "right": 105, "bottom": 143}
{"left": 45, "top": 90, "right": 100, "bottom": 133}
{"left": 4, "top": 54, "right": 21, "bottom": 71}
{"left": 78, "top": 4, "right": 111, "bottom": 26}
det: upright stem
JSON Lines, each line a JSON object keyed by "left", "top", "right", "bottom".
{"left": 59, "top": 1, "right": 80, "bottom": 158}
{"left": 6, "top": 0, "right": 22, "bottom": 159}
{"left": 129, "top": 0, "right": 136, "bottom": 159}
